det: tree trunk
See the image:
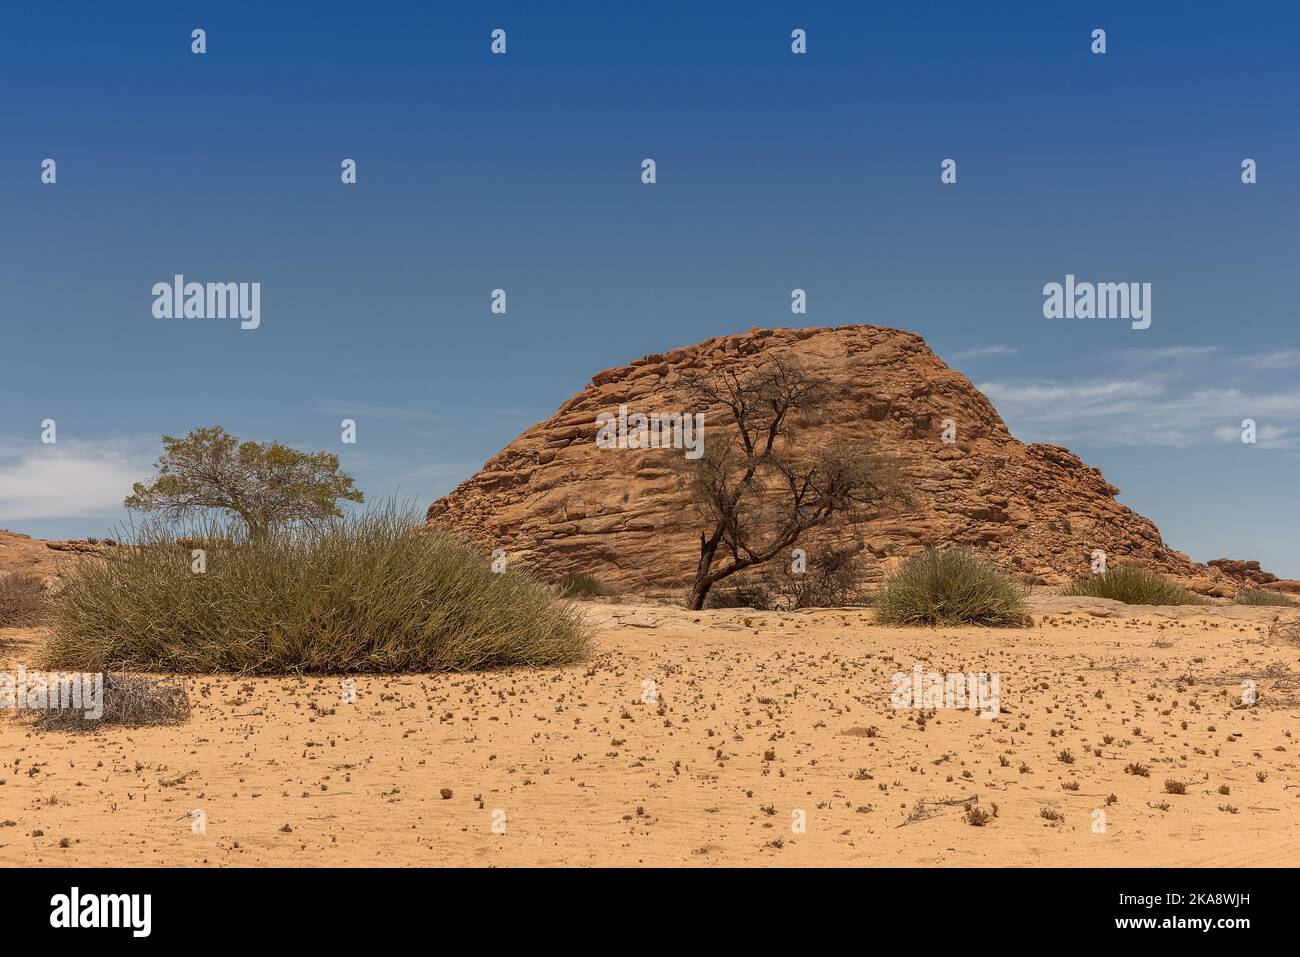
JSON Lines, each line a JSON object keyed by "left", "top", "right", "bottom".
{"left": 688, "top": 533, "right": 721, "bottom": 610}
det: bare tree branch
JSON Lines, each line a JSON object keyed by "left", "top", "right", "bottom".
{"left": 677, "top": 356, "right": 907, "bottom": 609}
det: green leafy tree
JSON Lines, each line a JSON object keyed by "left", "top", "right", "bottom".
{"left": 124, "top": 426, "right": 363, "bottom": 538}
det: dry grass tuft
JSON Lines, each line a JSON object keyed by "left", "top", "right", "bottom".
{"left": 873, "top": 547, "right": 1028, "bottom": 627}
{"left": 28, "top": 674, "right": 191, "bottom": 732}
{"left": 42, "top": 504, "right": 592, "bottom": 674}
{"left": 0, "top": 573, "right": 48, "bottom": 627}
{"left": 1235, "top": 588, "right": 1296, "bottom": 607}
{"left": 1064, "top": 565, "right": 1207, "bottom": 606}
{"left": 555, "top": 573, "right": 610, "bottom": 600}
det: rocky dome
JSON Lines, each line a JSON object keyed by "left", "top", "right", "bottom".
{"left": 427, "top": 325, "right": 1278, "bottom": 597}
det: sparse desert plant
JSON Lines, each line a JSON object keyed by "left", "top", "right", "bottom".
{"left": 1064, "top": 565, "right": 1207, "bottom": 606}
{"left": 0, "top": 572, "right": 48, "bottom": 627}
{"left": 1235, "top": 588, "right": 1296, "bottom": 607}
{"left": 1125, "top": 762, "right": 1151, "bottom": 777}
{"left": 762, "top": 541, "right": 872, "bottom": 609}
{"left": 42, "top": 503, "right": 591, "bottom": 674}
{"left": 28, "top": 674, "right": 191, "bottom": 732}
{"left": 965, "top": 805, "right": 992, "bottom": 826}
{"left": 704, "top": 580, "right": 774, "bottom": 610}
{"left": 708, "top": 543, "right": 874, "bottom": 611}
{"left": 555, "top": 572, "right": 610, "bottom": 600}
{"left": 1164, "top": 779, "right": 1187, "bottom": 795}
{"left": 872, "top": 547, "right": 1028, "bottom": 627}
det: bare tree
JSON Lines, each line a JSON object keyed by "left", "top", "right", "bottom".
{"left": 678, "top": 355, "right": 905, "bottom": 610}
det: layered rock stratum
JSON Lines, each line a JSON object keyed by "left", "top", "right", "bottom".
{"left": 426, "top": 325, "right": 1284, "bottom": 597}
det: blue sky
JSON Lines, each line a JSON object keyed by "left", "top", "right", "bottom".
{"left": 2, "top": 1, "right": 1298, "bottom": 575}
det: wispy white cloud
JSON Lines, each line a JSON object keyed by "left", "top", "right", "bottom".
{"left": 0, "top": 437, "right": 154, "bottom": 520}
{"left": 947, "top": 345, "right": 1020, "bottom": 361}
{"left": 979, "top": 348, "right": 1300, "bottom": 450}
{"left": 1211, "top": 423, "right": 1294, "bottom": 448}
{"left": 1232, "top": 350, "right": 1300, "bottom": 370}
{"left": 1109, "top": 345, "right": 1222, "bottom": 364}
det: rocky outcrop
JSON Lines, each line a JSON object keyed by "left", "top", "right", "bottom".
{"left": 427, "top": 325, "right": 1277, "bottom": 595}
{"left": 1208, "top": 558, "right": 1277, "bottom": 586}
{"left": 0, "top": 530, "right": 114, "bottom": 590}
{"left": 1207, "top": 559, "right": 1300, "bottom": 596}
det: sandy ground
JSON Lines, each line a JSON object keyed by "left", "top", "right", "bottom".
{"left": 1, "top": 597, "right": 1297, "bottom": 867}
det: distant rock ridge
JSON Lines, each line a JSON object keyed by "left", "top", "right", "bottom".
{"left": 0, "top": 530, "right": 115, "bottom": 590}
{"left": 426, "top": 325, "right": 1286, "bottom": 598}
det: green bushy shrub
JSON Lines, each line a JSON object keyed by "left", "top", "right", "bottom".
{"left": 873, "top": 547, "right": 1028, "bottom": 627}
{"left": 1235, "top": 588, "right": 1296, "bottom": 607}
{"left": 1064, "top": 565, "right": 1207, "bottom": 606}
{"left": 43, "top": 505, "right": 591, "bottom": 674}
{"left": 555, "top": 572, "right": 610, "bottom": 599}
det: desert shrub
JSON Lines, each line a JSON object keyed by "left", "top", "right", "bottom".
{"left": 706, "top": 544, "right": 869, "bottom": 611}
{"left": 763, "top": 543, "right": 870, "bottom": 609}
{"left": 0, "top": 573, "right": 48, "bottom": 627}
{"left": 872, "top": 547, "right": 1028, "bottom": 627}
{"left": 555, "top": 572, "right": 610, "bottom": 599}
{"left": 42, "top": 504, "right": 592, "bottom": 674}
{"left": 28, "top": 674, "right": 191, "bottom": 732}
{"left": 1235, "top": 588, "right": 1296, "bottom": 607}
{"left": 704, "top": 580, "right": 773, "bottom": 610}
{"left": 1064, "top": 565, "right": 1207, "bottom": 606}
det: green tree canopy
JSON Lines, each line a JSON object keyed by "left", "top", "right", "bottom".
{"left": 124, "top": 426, "right": 364, "bottom": 537}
